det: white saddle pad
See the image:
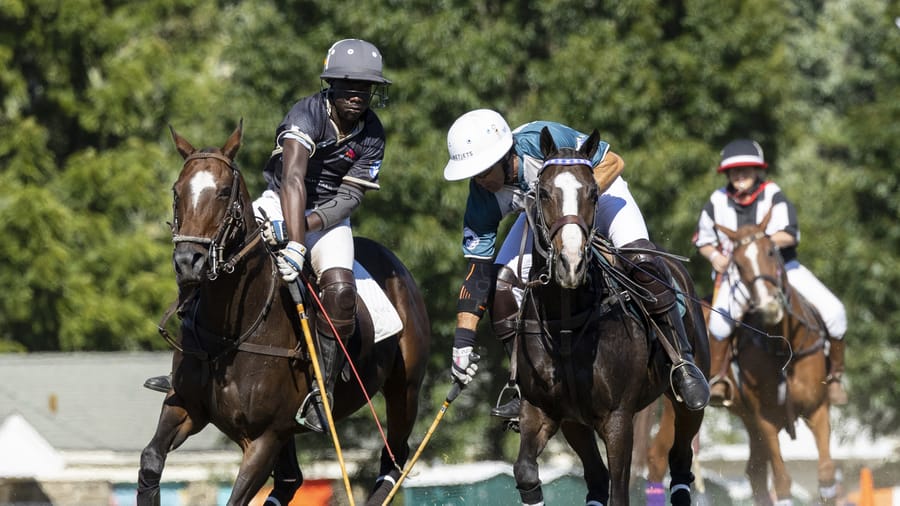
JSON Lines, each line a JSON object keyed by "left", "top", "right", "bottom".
{"left": 353, "top": 260, "right": 404, "bottom": 343}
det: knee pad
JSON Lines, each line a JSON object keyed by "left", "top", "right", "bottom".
{"left": 492, "top": 266, "right": 522, "bottom": 341}
{"left": 318, "top": 268, "right": 357, "bottom": 323}
{"left": 623, "top": 240, "right": 675, "bottom": 314}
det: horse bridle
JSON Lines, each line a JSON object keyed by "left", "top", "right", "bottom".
{"left": 171, "top": 151, "right": 252, "bottom": 280}
{"left": 528, "top": 156, "right": 597, "bottom": 283}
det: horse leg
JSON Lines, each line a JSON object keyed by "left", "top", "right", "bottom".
{"left": 514, "top": 401, "right": 559, "bottom": 506}
{"left": 600, "top": 409, "right": 635, "bottom": 506}
{"left": 756, "top": 416, "right": 794, "bottom": 505}
{"left": 668, "top": 395, "right": 703, "bottom": 506}
{"left": 644, "top": 398, "right": 673, "bottom": 506}
{"left": 806, "top": 404, "right": 837, "bottom": 505}
{"left": 365, "top": 372, "right": 419, "bottom": 506}
{"left": 137, "top": 396, "right": 207, "bottom": 506}
{"left": 560, "top": 421, "right": 609, "bottom": 506}
{"left": 743, "top": 418, "right": 775, "bottom": 506}
{"left": 266, "top": 437, "right": 303, "bottom": 505}
{"left": 227, "top": 431, "right": 285, "bottom": 506}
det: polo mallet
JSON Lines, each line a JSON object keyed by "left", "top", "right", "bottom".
{"left": 382, "top": 354, "right": 478, "bottom": 505}
{"left": 289, "top": 281, "right": 355, "bottom": 506}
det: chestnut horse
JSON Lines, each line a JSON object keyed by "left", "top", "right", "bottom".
{"left": 137, "top": 122, "right": 431, "bottom": 506}
{"left": 512, "top": 127, "right": 707, "bottom": 506}
{"left": 708, "top": 209, "right": 836, "bottom": 505}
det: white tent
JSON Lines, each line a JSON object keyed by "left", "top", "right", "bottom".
{"left": 0, "top": 413, "right": 64, "bottom": 478}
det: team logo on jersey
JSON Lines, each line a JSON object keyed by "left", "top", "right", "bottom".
{"left": 346, "top": 148, "right": 357, "bottom": 160}
{"left": 369, "top": 160, "right": 382, "bottom": 179}
{"left": 463, "top": 227, "right": 481, "bottom": 251}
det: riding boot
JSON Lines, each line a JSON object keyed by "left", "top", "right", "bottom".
{"left": 657, "top": 305, "right": 710, "bottom": 410}
{"left": 299, "top": 268, "right": 356, "bottom": 433}
{"left": 708, "top": 336, "right": 734, "bottom": 407}
{"left": 827, "top": 338, "right": 848, "bottom": 405}
{"left": 143, "top": 373, "right": 172, "bottom": 393}
{"left": 490, "top": 266, "right": 521, "bottom": 422}
{"left": 625, "top": 240, "right": 710, "bottom": 411}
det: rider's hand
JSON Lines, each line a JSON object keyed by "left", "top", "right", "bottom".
{"left": 276, "top": 241, "right": 307, "bottom": 282}
{"left": 710, "top": 250, "right": 730, "bottom": 274}
{"left": 451, "top": 346, "right": 479, "bottom": 385}
{"left": 261, "top": 219, "right": 289, "bottom": 247}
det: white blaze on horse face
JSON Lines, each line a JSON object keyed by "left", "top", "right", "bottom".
{"left": 189, "top": 170, "right": 217, "bottom": 211}
{"left": 745, "top": 241, "right": 781, "bottom": 320}
{"left": 553, "top": 172, "right": 586, "bottom": 275}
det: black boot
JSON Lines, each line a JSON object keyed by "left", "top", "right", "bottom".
{"left": 298, "top": 268, "right": 355, "bottom": 433}
{"left": 626, "top": 240, "right": 710, "bottom": 411}
{"left": 143, "top": 374, "right": 172, "bottom": 393}
{"left": 298, "top": 335, "right": 342, "bottom": 433}
{"left": 657, "top": 306, "right": 710, "bottom": 411}
{"left": 490, "top": 268, "right": 521, "bottom": 423}
{"left": 491, "top": 338, "right": 521, "bottom": 420}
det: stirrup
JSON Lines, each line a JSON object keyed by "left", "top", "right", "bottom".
{"left": 709, "top": 375, "right": 735, "bottom": 408}
{"left": 493, "top": 384, "right": 520, "bottom": 414}
{"left": 669, "top": 360, "right": 709, "bottom": 410}
{"left": 296, "top": 388, "right": 332, "bottom": 433}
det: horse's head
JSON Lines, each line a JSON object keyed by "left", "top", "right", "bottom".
{"left": 715, "top": 208, "right": 784, "bottom": 325}
{"left": 169, "top": 120, "right": 253, "bottom": 287}
{"left": 533, "top": 126, "right": 600, "bottom": 289}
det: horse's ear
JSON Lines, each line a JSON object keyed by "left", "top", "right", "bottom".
{"left": 580, "top": 130, "right": 601, "bottom": 159}
{"left": 540, "top": 126, "right": 557, "bottom": 158}
{"left": 169, "top": 125, "right": 195, "bottom": 160}
{"left": 759, "top": 206, "right": 773, "bottom": 231}
{"left": 715, "top": 223, "right": 738, "bottom": 241}
{"left": 222, "top": 118, "right": 243, "bottom": 160}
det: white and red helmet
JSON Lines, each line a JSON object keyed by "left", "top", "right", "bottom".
{"left": 718, "top": 139, "right": 768, "bottom": 173}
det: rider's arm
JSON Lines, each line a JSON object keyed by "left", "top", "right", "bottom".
{"left": 453, "top": 258, "right": 495, "bottom": 348}
{"left": 281, "top": 138, "right": 310, "bottom": 244}
{"left": 769, "top": 231, "right": 797, "bottom": 250}
{"left": 307, "top": 181, "right": 366, "bottom": 232}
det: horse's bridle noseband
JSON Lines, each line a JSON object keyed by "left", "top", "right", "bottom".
{"left": 171, "top": 151, "right": 248, "bottom": 280}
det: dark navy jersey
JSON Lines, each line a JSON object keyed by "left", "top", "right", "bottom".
{"left": 262, "top": 91, "right": 385, "bottom": 208}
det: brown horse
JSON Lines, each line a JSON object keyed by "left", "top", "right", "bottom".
{"left": 709, "top": 209, "right": 836, "bottom": 505}
{"left": 511, "top": 127, "right": 707, "bottom": 506}
{"left": 137, "top": 121, "right": 431, "bottom": 506}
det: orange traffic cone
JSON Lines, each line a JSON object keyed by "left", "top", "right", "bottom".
{"left": 859, "top": 466, "right": 874, "bottom": 506}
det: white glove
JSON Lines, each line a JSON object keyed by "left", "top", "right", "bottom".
{"left": 261, "top": 219, "right": 288, "bottom": 247}
{"left": 276, "top": 241, "right": 307, "bottom": 283}
{"left": 451, "top": 346, "right": 479, "bottom": 385}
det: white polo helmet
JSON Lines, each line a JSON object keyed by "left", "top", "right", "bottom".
{"left": 444, "top": 109, "right": 513, "bottom": 181}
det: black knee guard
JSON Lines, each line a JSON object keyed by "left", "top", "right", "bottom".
{"left": 624, "top": 239, "right": 676, "bottom": 315}
{"left": 317, "top": 268, "right": 357, "bottom": 340}
{"left": 492, "top": 266, "right": 522, "bottom": 343}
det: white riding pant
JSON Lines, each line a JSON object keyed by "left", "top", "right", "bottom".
{"left": 253, "top": 190, "right": 354, "bottom": 276}
{"left": 495, "top": 177, "right": 649, "bottom": 305}
{"left": 708, "top": 260, "right": 846, "bottom": 341}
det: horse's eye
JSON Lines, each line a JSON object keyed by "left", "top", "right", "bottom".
{"left": 539, "top": 188, "right": 551, "bottom": 201}
{"left": 218, "top": 187, "right": 232, "bottom": 199}
{"left": 587, "top": 187, "right": 599, "bottom": 201}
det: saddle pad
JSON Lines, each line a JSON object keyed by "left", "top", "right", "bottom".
{"left": 354, "top": 260, "right": 404, "bottom": 343}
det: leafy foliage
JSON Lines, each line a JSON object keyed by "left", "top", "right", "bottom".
{"left": 1, "top": 0, "right": 897, "bottom": 451}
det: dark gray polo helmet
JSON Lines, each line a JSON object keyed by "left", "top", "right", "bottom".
{"left": 320, "top": 39, "right": 391, "bottom": 84}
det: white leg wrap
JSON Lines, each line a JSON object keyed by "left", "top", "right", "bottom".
{"left": 774, "top": 499, "right": 794, "bottom": 506}
{"left": 375, "top": 474, "right": 397, "bottom": 486}
{"left": 586, "top": 501, "right": 605, "bottom": 506}
{"left": 671, "top": 483, "right": 691, "bottom": 495}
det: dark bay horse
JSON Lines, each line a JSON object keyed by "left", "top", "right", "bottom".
{"left": 512, "top": 127, "right": 707, "bottom": 506}
{"left": 137, "top": 122, "right": 431, "bottom": 506}
{"left": 710, "top": 209, "right": 836, "bottom": 505}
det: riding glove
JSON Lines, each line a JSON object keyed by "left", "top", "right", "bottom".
{"left": 261, "top": 219, "right": 289, "bottom": 247}
{"left": 276, "top": 241, "right": 307, "bottom": 283}
{"left": 451, "top": 346, "right": 479, "bottom": 385}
